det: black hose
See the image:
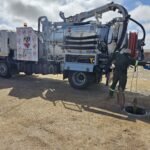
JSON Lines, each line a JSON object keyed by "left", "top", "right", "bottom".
{"left": 129, "top": 17, "right": 146, "bottom": 45}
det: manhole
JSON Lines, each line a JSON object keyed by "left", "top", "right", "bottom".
{"left": 124, "top": 105, "right": 147, "bottom": 118}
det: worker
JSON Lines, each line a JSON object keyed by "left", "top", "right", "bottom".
{"left": 105, "top": 47, "right": 146, "bottom": 98}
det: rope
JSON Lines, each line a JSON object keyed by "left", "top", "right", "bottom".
{"left": 130, "top": 66, "right": 139, "bottom": 95}
{"left": 130, "top": 68, "right": 135, "bottom": 92}
{"left": 136, "top": 66, "right": 138, "bottom": 93}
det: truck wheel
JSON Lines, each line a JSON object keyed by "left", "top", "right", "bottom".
{"left": 68, "top": 71, "right": 90, "bottom": 89}
{"left": 0, "top": 62, "right": 11, "bottom": 78}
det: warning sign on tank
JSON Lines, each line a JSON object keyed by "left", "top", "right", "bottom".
{"left": 16, "top": 27, "right": 38, "bottom": 61}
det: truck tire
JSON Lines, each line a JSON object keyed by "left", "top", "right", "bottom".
{"left": 68, "top": 71, "right": 90, "bottom": 89}
{"left": 0, "top": 62, "right": 11, "bottom": 78}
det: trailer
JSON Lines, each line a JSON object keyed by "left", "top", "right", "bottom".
{"left": 0, "top": 2, "right": 146, "bottom": 89}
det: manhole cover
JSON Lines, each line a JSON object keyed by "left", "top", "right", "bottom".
{"left": 124, "top": 105, "right": 147, "bottom": 118}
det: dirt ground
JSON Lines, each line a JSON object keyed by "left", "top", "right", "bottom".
{"left": 0, "top": 67, "right": 150, "bottom": 150}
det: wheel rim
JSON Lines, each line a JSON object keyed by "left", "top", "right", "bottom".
{"left": 72, "top": 72, "right": 87, "bottom": 86}
{"left": 0, "top": 63, "right": 7, "bottom": 76}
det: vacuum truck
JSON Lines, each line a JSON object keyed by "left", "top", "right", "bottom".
{"left": 0, "top": 2, "right": 146, "bottom": 89}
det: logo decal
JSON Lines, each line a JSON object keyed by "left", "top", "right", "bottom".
{"left": 24, "top": 36, "right": 30, "bottom": 48}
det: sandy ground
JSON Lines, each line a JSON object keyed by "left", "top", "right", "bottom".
{"left": 0, "top": 67, "right": 150, "bottom": 150}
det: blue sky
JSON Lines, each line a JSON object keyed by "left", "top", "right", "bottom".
{"left": 123, "top": 0, "right": 150, "bottom": 10}
{"left": 0, "top": 0, "right": 150, "bottom": 50}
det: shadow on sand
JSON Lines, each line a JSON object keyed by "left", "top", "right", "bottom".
{"left": 0, "top": 74, "right": 150, "bottom": 123}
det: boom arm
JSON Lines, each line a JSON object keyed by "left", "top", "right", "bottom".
{"left": 59, "top": 2, "right": 129, "bottom": 51}
{"left": 38, "top": 2, "right": 145, "bottom": 53}
{"left": 59, "top": 2, "right": 129, "bottom": 23}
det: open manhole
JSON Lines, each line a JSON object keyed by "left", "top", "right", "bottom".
{"left": 124, "top": 106, "right": 147, "bottom": 117}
